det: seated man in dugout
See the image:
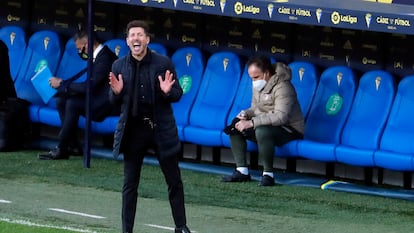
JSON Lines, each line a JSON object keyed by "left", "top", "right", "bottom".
{"left": 222, "top": 56, "right": 304, "bottom": 186}
{"left": 38, "top": 30, "right": 119, "bottom": 160}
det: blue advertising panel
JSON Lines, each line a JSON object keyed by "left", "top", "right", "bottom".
{"left": 100, "top": 0, "right": 414, "bottom": 35}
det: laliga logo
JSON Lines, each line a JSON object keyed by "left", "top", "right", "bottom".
{"left": 234, "top": 2, "right": 260, "bottom": 15}
{"left": 331, "top": 11, "right": 358, "bottom": 25}
{"left": 234, "top": 2, "right": 243, "bottom": 15}
{"left": 331, "top": 11, "right": 340, "bottom": 25}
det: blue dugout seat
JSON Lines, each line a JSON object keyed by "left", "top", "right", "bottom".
{"left": 287, "top": 61, "right": 319, "bottom": 120}
{"left": 335, "top": 70, "right": 396, "bottom": 167}
{"left": 183, "top": 51, "right": 242, "bottom": 146}
{"left": 77, "top": 116, "right": 119, "bottom": 134}
{"left": 171, "top": 47, "right": 205, "bottom": 140}
{"left": 275, "top": 61, "right": 319, "bottom": 157}
{"left": 104, "top": 38, "right": 129, "bottom": 58}
{"left": 296, "top": 66, "right": 357, "bottom": 162}
{"left": 148, "top": 42, "right": 168, "bottom": 56}
{"left": 14, "top": 30, "right": 62, "bottom": 105}
{"left": 0, "top": 25, "right": 27, "bottom": 80}
{"left": 13, "top": 30, "right": 62, "bottom": 122}
{"left": 37, "top": 38, "right": 87, "bottom": 127}
{"left": 374, "top": 75, "right": 414, "bottom": 171}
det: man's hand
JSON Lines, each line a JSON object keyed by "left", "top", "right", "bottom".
{"left": 109, "top": 72, "right": 123, "bottom": 95}
{"left": 49, "top": 77, "right": 63, "bottom": 89}
{"left": 158, "top": 70, "right": 175, "bottom": 95}
{"left": 235, "top": 119, "right": 254, "bottom": 132}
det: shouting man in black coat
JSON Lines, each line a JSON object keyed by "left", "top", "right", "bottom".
{"left": 109, "top": 20, "right": 191, "bottom": 233}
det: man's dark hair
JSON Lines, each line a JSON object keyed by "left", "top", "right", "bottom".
{"left": 73, "top": 29, "right": 100, "bottom": 44}
{"left": 74, "top": 30, "right": 88, "bottom": 41}
{"left": 125, "top": 20, "right": 151, "bottom": 37}
{"left": 246, "top": 55, "right": 275, "bottom": 76}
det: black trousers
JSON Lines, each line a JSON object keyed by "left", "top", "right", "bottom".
{"left": 55, "top": 95, "right": 111, "bottom": 148}
{"left": 121, "top": 118, "right": 186, "bottom": 233}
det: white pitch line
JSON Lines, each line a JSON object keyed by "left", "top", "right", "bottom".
{"left": 0, "top": 199, "right": 12, "bottom": 203}
{"left": 144, "top": 223, "right": 175, "bottom": 231}
{"left": 144, "top": 223, "right": 197, "bottom": 232}
{"left": 0, "top": 217, "right": 97, "bottom": 233}
{"left": 48, "top": 208, "right": 106, "bottom": 219}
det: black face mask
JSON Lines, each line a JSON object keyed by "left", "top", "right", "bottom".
{"left": 78, "top": 46, "right": 88, "bottom": 61}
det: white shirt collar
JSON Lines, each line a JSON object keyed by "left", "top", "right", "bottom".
{"left": 93, "top": 44, "right": 104, "bottom": 62}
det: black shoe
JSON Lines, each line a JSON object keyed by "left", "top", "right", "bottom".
{"left": 259, "top": 175, "right": 275, "bottom": 186}
{"left": 175, "top": 225, "right": 191, "bottom": 233}
{"left": 222, "top": 170, "right": 251, "bottom": 182}
{"left": 38, "top": 147, "right": 69, "bottom": 160}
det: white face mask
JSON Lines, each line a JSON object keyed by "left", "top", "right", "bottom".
{"left": 252, "top": 79, "right": 267, "bottom": 91}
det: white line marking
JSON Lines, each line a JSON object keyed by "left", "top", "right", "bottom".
{"left": 144, "top": 223, "right": 174, "bottom": 231}
{"left": 0, "top": 217, "right": 97, "bottom": 233}
{"left": 0, "top": 199, "right": 11, "bottom": 203}
{"left": 144, "top": 223, "right": 197, "bottom": 232}
{"left": 48, "top": 208, "right": 106, "bottom": 219}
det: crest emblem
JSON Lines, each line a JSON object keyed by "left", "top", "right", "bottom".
{"left": 186, "top": 53, "right": 192, "bottom": 67}
{"left": 375, "top": 77, "right": 381, "bottom": 91}
{"left": 115, "top": 45, "right": 121, "bottom": 56}
{"left": 43, "top": 37, "right": 50, "bottom": 50}
{"left": 267, "top": 4, "right": 274, "bottom": 18}
{"left": 299, "top": 67, "right": 305, "bottom": 81}
{"left": 316, "top": 8, "right": 322, "bottom": 23}
{"left": 220, "top": 0, "right": 226, "bottom": 13}
{"left": 223, "top": 58, "right": 229, "bottom": 71}
{"left": 9, "top": 32, "right": 16, "bottom": 45}
{"left": 336, "top": 72, "right": 343, "bottom": 86}
{"left": 365, "top": 13, "right": 372, "bottom": 28}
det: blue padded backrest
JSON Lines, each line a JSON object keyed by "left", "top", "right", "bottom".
{"left": 288, "top": 61, "right": 319, "bottom": 120}
{"left": 341, "top": 70, "right": 395, "bottom": 149}
{"left": 148, "top": 42, "right": 167, "bottom": 56}
{"left": 304, "top": 66, "right": 356, "bottom": 143}
{"left": 225, "top": 64, "right": 252, "bottom": 125}
{"left": 104, "top": 38, "right": 129, "bottom": 58}
{"left": 171, "top": 47, "right": 205, "bottom": 126}
{"left": 189, "top": 51, "right": 242, "bottom": 129}
{"left": 379, "top": 75, "right": 414, "bottom": 154}
{"left": 14, "top": 30, "right": 62, "bottom": 105}
{"left": 56, "top": 38, "right": 87, "bottom": 82}
{"left": 0, "top": 26, "right": 27, "bottom": 80}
